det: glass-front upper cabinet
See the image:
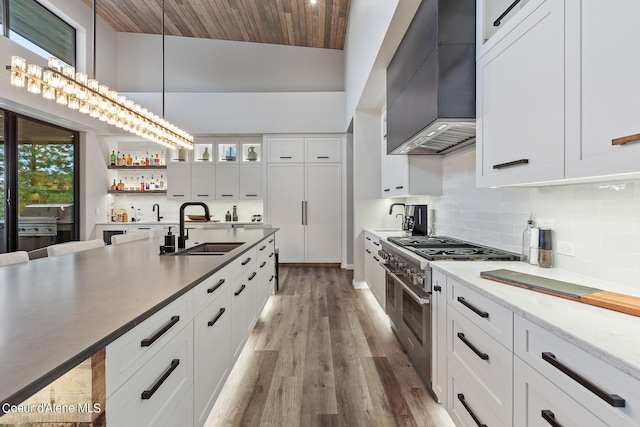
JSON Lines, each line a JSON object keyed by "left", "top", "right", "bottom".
{"left": 240, "top": 141, "right": 262, "bottom": 163}
{"left": 216, "top": 141, "right": 238, "bottom": 163}
{"left": 167, "top": 146, "right": 191, "bottom": 163}
{"left": 192, "top": 140, "right": 213, "bottom": 163}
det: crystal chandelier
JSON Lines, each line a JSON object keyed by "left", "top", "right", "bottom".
{"left": 7, "top": 55, "right": 193, "bottom": 150}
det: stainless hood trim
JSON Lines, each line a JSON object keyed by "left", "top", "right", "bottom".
{"left": 390, "top": 120, "right": 476, "bottom": 155}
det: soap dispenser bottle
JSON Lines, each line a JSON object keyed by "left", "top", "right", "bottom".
{"left": 164, "top": 226, "right": 175, "bottom": 252}
{"left": 225, "top": 211, "right": 232, "bottom": 221}
{"left": 232, "top": 205, "right": 238, "bottom": 222}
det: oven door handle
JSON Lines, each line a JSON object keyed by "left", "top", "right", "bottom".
{"left": 382, "top": 265, "right": 430, "bottom": 305}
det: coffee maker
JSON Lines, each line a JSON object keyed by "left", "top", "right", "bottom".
{"left": 403, "top": 205, "right": 428, "bottom": 235}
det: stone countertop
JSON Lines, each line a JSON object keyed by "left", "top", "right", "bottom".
{"left": 97, "top": 221, "right": 267, "bottom": 226}
{"left": 430, "top": 261, "right": 640, "bottom": 382}
{"left": 0, "top": 227, "right": 277, "bottom": 409}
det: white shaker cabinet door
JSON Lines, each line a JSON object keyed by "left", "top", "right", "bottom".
{"left": 304, "top": 163, "right": 341, "bottom": 263}
{"left": 476, "top": 0, "right": 565, "bottom": 187}
{"left": 215, "top": 165, "right": 239, "bottom": 200}
{"left": 239, "top": 164, "right": 263, "bottom": 200}
{"left": 566, "top": 0, "right": 640, "bottom": 179}
{"left": 190, "top": 164, "right": 215, "bottom": 201}
{"left": 166, "top": 164, "right": 191, "bottom": 200}
{"left": 267, "top": 163, "right": 305, "bottom": 262}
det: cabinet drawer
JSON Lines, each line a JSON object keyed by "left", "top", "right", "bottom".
{"left": 194, "top": 266, "right": 235, "bottom": 316}
{"left": 305, "top": 137, "right": 342, "bottom": 162}
{"left": 194, "top": 285, "right": 232, "bottom": 426}
{"left": 447, "top": 277, "right": 513, "bottom": 349}
{"left": 257, "top": 236, "right": 275, "bottom": 262}
{"left": 448, "top": 361, "right": 506, "bottom": 427}
{"left": 266, "top": 137, "right": 304, "bottom": 162}
{"left": 106, "top": 292, "right": 193, "bottom": 397}
{"left": 106, "top": 323, "right": 193, "bottom": 427}
{"left": 514, "top": 356, "right": 608, "bottom": 427}
{"left": 364, "top": 232, "right": 381, "bottom": 253}
{"left": 449, "top": 304, "right": 513, "bottom": 425}
{"left": 515, "top": 315, "right": 640, "bottom": 426}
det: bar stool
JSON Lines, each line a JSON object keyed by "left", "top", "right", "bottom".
{"left": 47, "top": 239, "right": 105, "bottom": 257}
{"left": 0, "top": 251, "right": 29, "bottom": 267}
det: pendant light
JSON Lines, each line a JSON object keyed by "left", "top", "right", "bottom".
{"left": 6, "top": 0, "right": 193, "bottom": 150}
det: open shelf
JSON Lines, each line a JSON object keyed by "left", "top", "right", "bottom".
{"left": 108, "top": 190, "right": 167, "bottom": 194}
{"left": 108, "top": 166, "right": 167, "bottom": 170}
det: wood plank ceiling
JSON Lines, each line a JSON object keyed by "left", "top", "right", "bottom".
{"left": 81, "top": 0, "right": 351, "bottom": 50}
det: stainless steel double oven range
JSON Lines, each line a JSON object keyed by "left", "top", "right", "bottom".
{"left": 378, "top": 235, "right": 519, "bottom": 387}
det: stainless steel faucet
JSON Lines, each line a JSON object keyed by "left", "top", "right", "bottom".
{"left": 178, "top": 202, "right": 210, "bottom": 249}
{"left": 153, "top": 203, "right": 163, "bottom": 222}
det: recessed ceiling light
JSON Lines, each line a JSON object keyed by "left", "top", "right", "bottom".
{"left": 310, "top": 0, "right": 317, "bottom": 4}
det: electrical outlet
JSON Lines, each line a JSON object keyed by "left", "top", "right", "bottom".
{"left": 557, "top": 241, "right": 576, "bottom": 257}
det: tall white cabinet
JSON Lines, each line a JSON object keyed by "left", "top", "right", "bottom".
{"left": 266, "top": 136, "right": 343, "bottom": 263}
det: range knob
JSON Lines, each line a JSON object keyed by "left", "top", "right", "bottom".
{"left": 33, "top": 228, "right": 39, "bottom": 232}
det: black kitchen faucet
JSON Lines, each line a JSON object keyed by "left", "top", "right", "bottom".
{"left": 178, "top": 202, "right": 210, "bottom": 248}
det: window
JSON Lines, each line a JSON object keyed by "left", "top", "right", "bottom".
{"left": 1, "top": 109, "right": 80, "bottom": 253}
{"left": 3, "top": 0, "right": 76, "bottom": 65}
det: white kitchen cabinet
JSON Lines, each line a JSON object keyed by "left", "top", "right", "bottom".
{"left": 381, "top": 138, "right": 442, "bottom": 198}
{"left": 267, "top": 163, "right": 305, "bottom": 263}
{"left": 266, "top": 136, "right": 343, "bottom": 263}
{"left": 215, "top": 165, "right": 239, "bottom": 200}
{"left": 304, "top": 163, "right": 341, "bottom": 262}
{"left": 256, "top": 236, "right": 276, "bottom": 316}
{"left": 193, "top": 282, "right": 231, "bottom": 427}
{"left": 106, "top": 323, "right": 194, "bottom": 427}
{"left": 305, "top": 137, "right": 342, "bottom": 162}
{"left": 265, "top": 136, "right": 304, "bottom": 162}
{"left": 364, "top": 232, "right": 385, "bottom": 310}
{"left": 166, "top": 164, "right": 191, "bottom": 200}
{"left": 230, "top": 253, "right": 257, "bottom": 361}
{"left": 431, "top": 270, "right": 446, "bottom": 404}
{"left": 190, "top": 164, "right": 216, "bottom": 201}
{"left": 565, "top": 0, "right": 640, "bottom": 179}
{"left": 514, "top": 315, "right": 640, "bottom": 427}
{"left": 514, "top": 356, "right": 608, "bottom": 427}
{"left": 239, "top": 164, "right": 263, "bottom": 200}
{"left": 476, "top": 0, "right": 565, "bottom": 187}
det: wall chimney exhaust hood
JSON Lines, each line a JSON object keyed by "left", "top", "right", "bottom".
{"left": 386, "top": 0, "right": 476, "bottom": 155}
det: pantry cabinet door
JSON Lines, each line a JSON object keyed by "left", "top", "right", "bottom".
{"left": 565, "top": 0, "right": 640, "bottom": 179}
{"left": 304, "top": 163, "right": 341, "bottom": 263}
{"left": 267, "top": 164, "right": 305, "bottom": 262}
{"left": 476, "top": 0, "right": 565, "bottom": 187}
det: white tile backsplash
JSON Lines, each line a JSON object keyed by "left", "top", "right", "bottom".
{"left": 406, "top": 146, "right": 640, "bottom": 286}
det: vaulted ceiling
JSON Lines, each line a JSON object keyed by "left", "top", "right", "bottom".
{"left": 81, "top": 0, "right": 351, "bottom": 50}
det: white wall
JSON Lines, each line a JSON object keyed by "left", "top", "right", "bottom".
{"left": 406, "top": 146, "right": 640, "bottom": 287}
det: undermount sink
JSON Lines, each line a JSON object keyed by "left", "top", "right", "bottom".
{"left": 175, "top": 242, "right": 244, "bottom": 256}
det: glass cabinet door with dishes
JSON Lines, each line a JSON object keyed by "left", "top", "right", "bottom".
{"left": 215, "top": 138, "right": 262, "bottom": 164}
{"left": 193, "top": 140, "right": 214, "bottom": 163}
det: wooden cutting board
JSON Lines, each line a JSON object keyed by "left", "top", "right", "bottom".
{"left": 480, "top": 269, "right": 640, "bottom": 318}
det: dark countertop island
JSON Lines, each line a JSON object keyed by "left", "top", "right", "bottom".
{"left": 0, "top": 227, "right": 277, "bottom": 410}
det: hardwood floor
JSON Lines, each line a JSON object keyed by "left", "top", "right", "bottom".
{"left": 205, "top": 266, "right": 454, "bottom": 427}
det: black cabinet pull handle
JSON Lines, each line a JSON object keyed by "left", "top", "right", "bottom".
{"left": 280, "top": 156, "right": 292, "bottom": 159}
{"left": 245, "top": 194, "right": 258, "bottom": 197}
{"left": 268, "top": 239, "right": 274, "bottom": 243}
{"left": 384, "top": 188, "right": 391, "bottom": 192}
{"left": 541, "top": 409, "right": 562, "bottom": 427}
{"left": 137, "top": 227, "right": 151, "bottom": 230}
{"left": 260, "top": 261, "right": 267, "bottom": 268}
{"left": 373, "top": 256, "right": 380, "bottom": 262}
{"left": 457, "top": 394, "right": 487, "bottom": 427}
{"left": 269, "top": 253, "right": 274, "bottom": 258}
{"left": 141, "top": 316, "right": 180, "bottom": 347}
{"left": 196, "top": 194, "right": 209, "bottom": 197}
{"left": 260, "top": 245, "right": 267, "bottom": 251}
{"left": 172, "top": 194, "right": 185, "bottom": 197}
{"left": 141, "top": 359, "right": 180, "bottom": 400}
{"left": 207, "top": 308, "right": 226, "bottom": 327}
{"left": 269, "top": 275, "right": 274, "bottom": 282}
{"left": 234, "top": 284, "right": 246, "bottom": 296}
{"left": 221, "top": 194, "right": 234, "bottom": 197}
{"left": 493, "top": 0, "right": 522, "bottom": 26}
{"left": 317, "top": 156, "right": 330, "bottom": 159}
{"left": 242, "top": 257, "right": 251, "bottom": 265}
{"left": 541, "top": 352, "right": 625, "bottom": 407}
{"left": 434, "top": 285, "right": 442, "bottom": 292}
{"left": 366, "top": 237, "right": 371, "bottom": 241}
{"left": 457, "top": 297, "right": 489, "bottom": 318}
{"left": 373, "top": 242, "right": 380, "bottom": 246}
{"left": 493, "top": 158, "right": 529, "bottom": 169}
{"left": 248, "top": 272, "right": 257, "bottom": 281}
{"left": 207, "top": 279, "right": 225, "bottom": 294}
{"left": 458, "top": 333, "right": 489, "bottom": 360}
{"left": 366, "top": 249, "right": 371, "bottom": 254}
{"left": 395, "top": 186, "right": 404, "bottom": 189}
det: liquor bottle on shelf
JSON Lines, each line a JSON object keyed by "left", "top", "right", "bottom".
{"left": 159, "top": 175, "right": 165, "bottom": 190}
{"left": 154, "top": 153, "right": 160, "bottom": 166}
{"left": 117, "top": 180, "right": 124, "bottom": 191}
{"left": 121, "top": 153, "right": 126, "bottom": 166}
{"left": 110, "top": 150, "right": 117, "bottom": 166}
{"left": 145, "top": 152, "right": 150, "bottom": 166}
{"left": 140, "top": 176, "right": 146, "bottom": 191}
{"left": 111, "top": 179, "right": 117, "bottom": 190}
{"left": 126, "top": 154, "right": 132, "bottom": 166}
